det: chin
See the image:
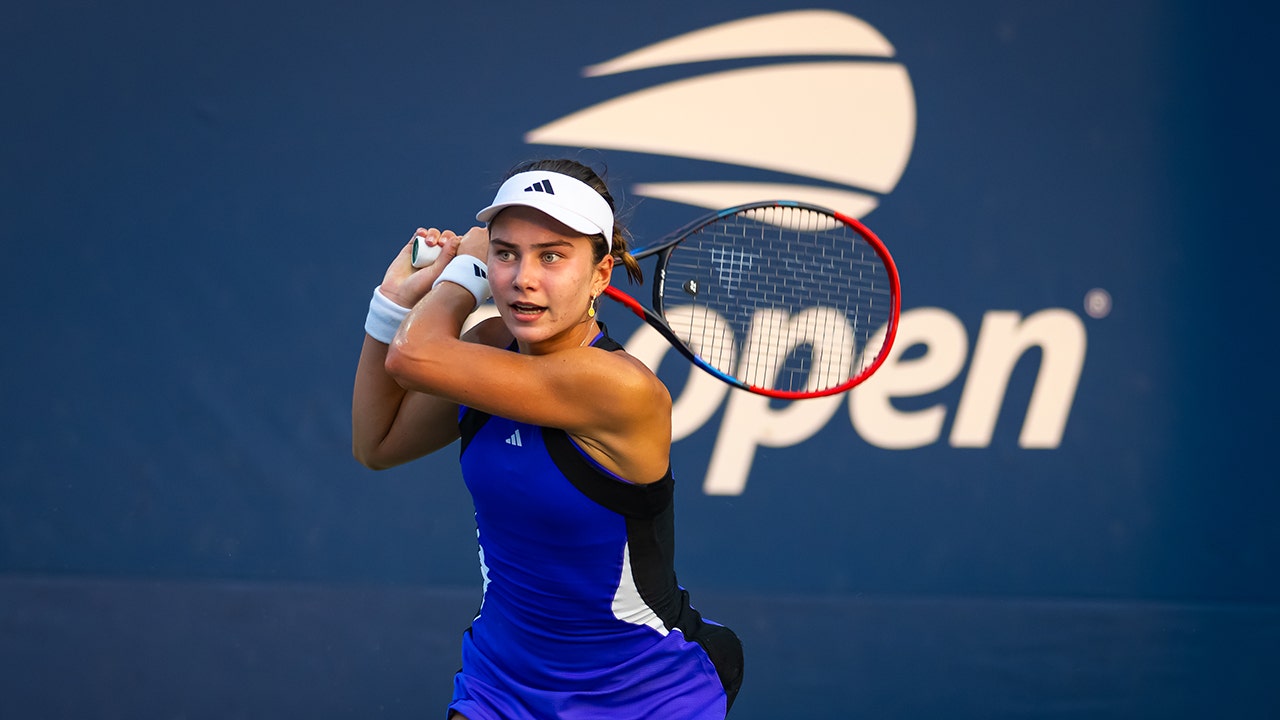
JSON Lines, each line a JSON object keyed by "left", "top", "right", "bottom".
{"left": 502, "top": 318, "right": 554, "bottom": 345}
{"left": 509, "top": 319, "right": 579, "bottom": 350}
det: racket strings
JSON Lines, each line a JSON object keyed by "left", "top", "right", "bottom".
{"left": 660, "top": 205, "right": 894, "bottom": 393}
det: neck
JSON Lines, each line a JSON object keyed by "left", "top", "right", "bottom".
{"left": 579, "top": 319, "right": 599, "bottom": 347}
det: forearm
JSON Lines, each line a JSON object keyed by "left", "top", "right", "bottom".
{"left": 352, "top": 231, "right": 485, "bottom": 469}
{"left": 384, "top": 281, "right": 475, "bottom": 388}
{"left": 354, "top": 276, "right": 476, "bottom": 468}
{"left": 352, "top": 335, "right": 410, "bottom": 468}
{"left": 353, "top": 283, "right": 473, "bottom": 468}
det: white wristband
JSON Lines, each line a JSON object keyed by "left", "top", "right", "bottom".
{"left": 365, "top": 285, "right": 411, "bottom": 344}
{"left": 432, "top": 255, "right": 491, "bottom": 310}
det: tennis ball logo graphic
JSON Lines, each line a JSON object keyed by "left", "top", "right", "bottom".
{"left": 526, "top": 10, "right": 917, "bottom": 219}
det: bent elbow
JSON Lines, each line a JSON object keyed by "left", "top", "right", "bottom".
{"left": 384, "top": 338, "right": 449, "bottom": 394}
{"left": 356, "top": 448, "right": 408, "bottom": 472}
{"left": 383, "top": 339, "right": 429, "bottom": 388}
{"left": 352, "top": 438, "right": 392, "bottom": 471}
{"left": 382, "top": 342, "right": 408, "bottom": 383}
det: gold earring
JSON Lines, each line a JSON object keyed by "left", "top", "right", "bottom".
{"left": 588, "top": 294, "right": 597, "bottom": 318}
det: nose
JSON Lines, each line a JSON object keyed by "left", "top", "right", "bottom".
{"left": 511, "top": 254, "right": 539, "bottom": 290}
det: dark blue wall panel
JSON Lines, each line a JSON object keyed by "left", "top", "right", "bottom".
{"left": 3, "top": 1, "right": 1277, "bottom": 717}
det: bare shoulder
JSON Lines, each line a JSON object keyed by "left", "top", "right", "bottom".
{"left": 569, "top": 346, "right": 672, "bottom": 483}
{"left": 595, "top": 345, "right": 672, "bottom": 412}
{"left": 581, "top": 343, "right": 675, "bottom": 448}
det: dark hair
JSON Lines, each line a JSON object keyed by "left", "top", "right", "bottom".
{"left": 504, "top": 158, "right": 643, "bottom": 285}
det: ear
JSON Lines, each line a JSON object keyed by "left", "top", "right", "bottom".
{"left": 592, "top": 254, "right": 615, "bottom": 296}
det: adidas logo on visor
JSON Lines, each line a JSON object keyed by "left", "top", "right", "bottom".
{"left": 523, "top": 180, "right": 555, "bottom": 194}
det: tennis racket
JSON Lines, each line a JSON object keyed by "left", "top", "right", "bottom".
{"left": 605, "top": 201, "right": 900, "bottom": 400}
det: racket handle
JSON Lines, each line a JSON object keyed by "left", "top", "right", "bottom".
{"left": 411, "top": 237, "right": 442, "bottom": 268}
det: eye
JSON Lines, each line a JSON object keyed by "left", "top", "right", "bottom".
{"left": 541, "top": 251, "right": 562, "bottom": 263}
{"left": 494, "top": 248, "right": 515, "bottom": 262}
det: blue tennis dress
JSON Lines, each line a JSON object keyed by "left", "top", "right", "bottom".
{"left": 448, "top": 333, "right": 743, "bottom": 720}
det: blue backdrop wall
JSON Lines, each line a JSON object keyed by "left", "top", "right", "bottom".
{"left": 3, "top": 1, "right": 1278, "bottom": 718}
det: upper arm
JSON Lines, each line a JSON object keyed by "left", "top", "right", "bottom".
{"left": 352, "top": 322, "right": 504, "bottom": 471}
{"left": 360, "top": 389, "right": 461, "bottom": 470}
{"left": 384, "top": 325, "right": 672, "bottom": 480}
{"left": 388, "top": 335, "right": 657, "bottom": 433}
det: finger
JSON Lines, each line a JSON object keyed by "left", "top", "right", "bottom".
{"left": 410, "top": 228, "right": 447, "bottom": 268}
{"left": 438, "top": 236, "right": 461, "bottom": 264}
{"left": 410, "top": 227, "right": 444, "bottom": 247}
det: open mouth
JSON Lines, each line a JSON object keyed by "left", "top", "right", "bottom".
{"left": 509, "top": 302, "right": 547, "bottom": 319}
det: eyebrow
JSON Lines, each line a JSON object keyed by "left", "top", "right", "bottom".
{"left": 490, "top": 237, "right": 578, "bottom": 251}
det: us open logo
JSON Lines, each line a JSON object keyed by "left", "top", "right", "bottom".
{"left": 527, "top": 9, "right": 914, "bottom": 219}
{"left": 524, "top": 10, "right": 1088, "bottom": 496}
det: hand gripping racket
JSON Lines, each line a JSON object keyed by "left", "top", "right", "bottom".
{"left": 411, "top": 236, "right": 443, "bottom": 267}
{"left": 605, "top": 201, "right": 900, "bottom": 400}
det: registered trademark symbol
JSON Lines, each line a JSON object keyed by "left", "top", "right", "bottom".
{"left": 1084, "top": 288, "right": 1112, "bottom": 319}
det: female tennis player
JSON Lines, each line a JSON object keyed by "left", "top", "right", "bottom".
{"left": 352, "top": 158, "right": 743, "bottom": 719}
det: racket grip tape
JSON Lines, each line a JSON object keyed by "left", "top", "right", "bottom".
{"left": 411, "top": 237, "right": 442, "bottom": 268}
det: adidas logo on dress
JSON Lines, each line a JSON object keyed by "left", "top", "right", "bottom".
{"left": 506, "top": 429, "right": 523, "bottom": 447}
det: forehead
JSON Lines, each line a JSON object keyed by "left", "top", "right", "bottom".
{"left": 489, "top": 205, "right": 586, "bottom": 244}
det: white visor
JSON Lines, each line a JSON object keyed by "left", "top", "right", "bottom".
{"left": 476, "top": 170, "right": 614, "bottom": 252}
